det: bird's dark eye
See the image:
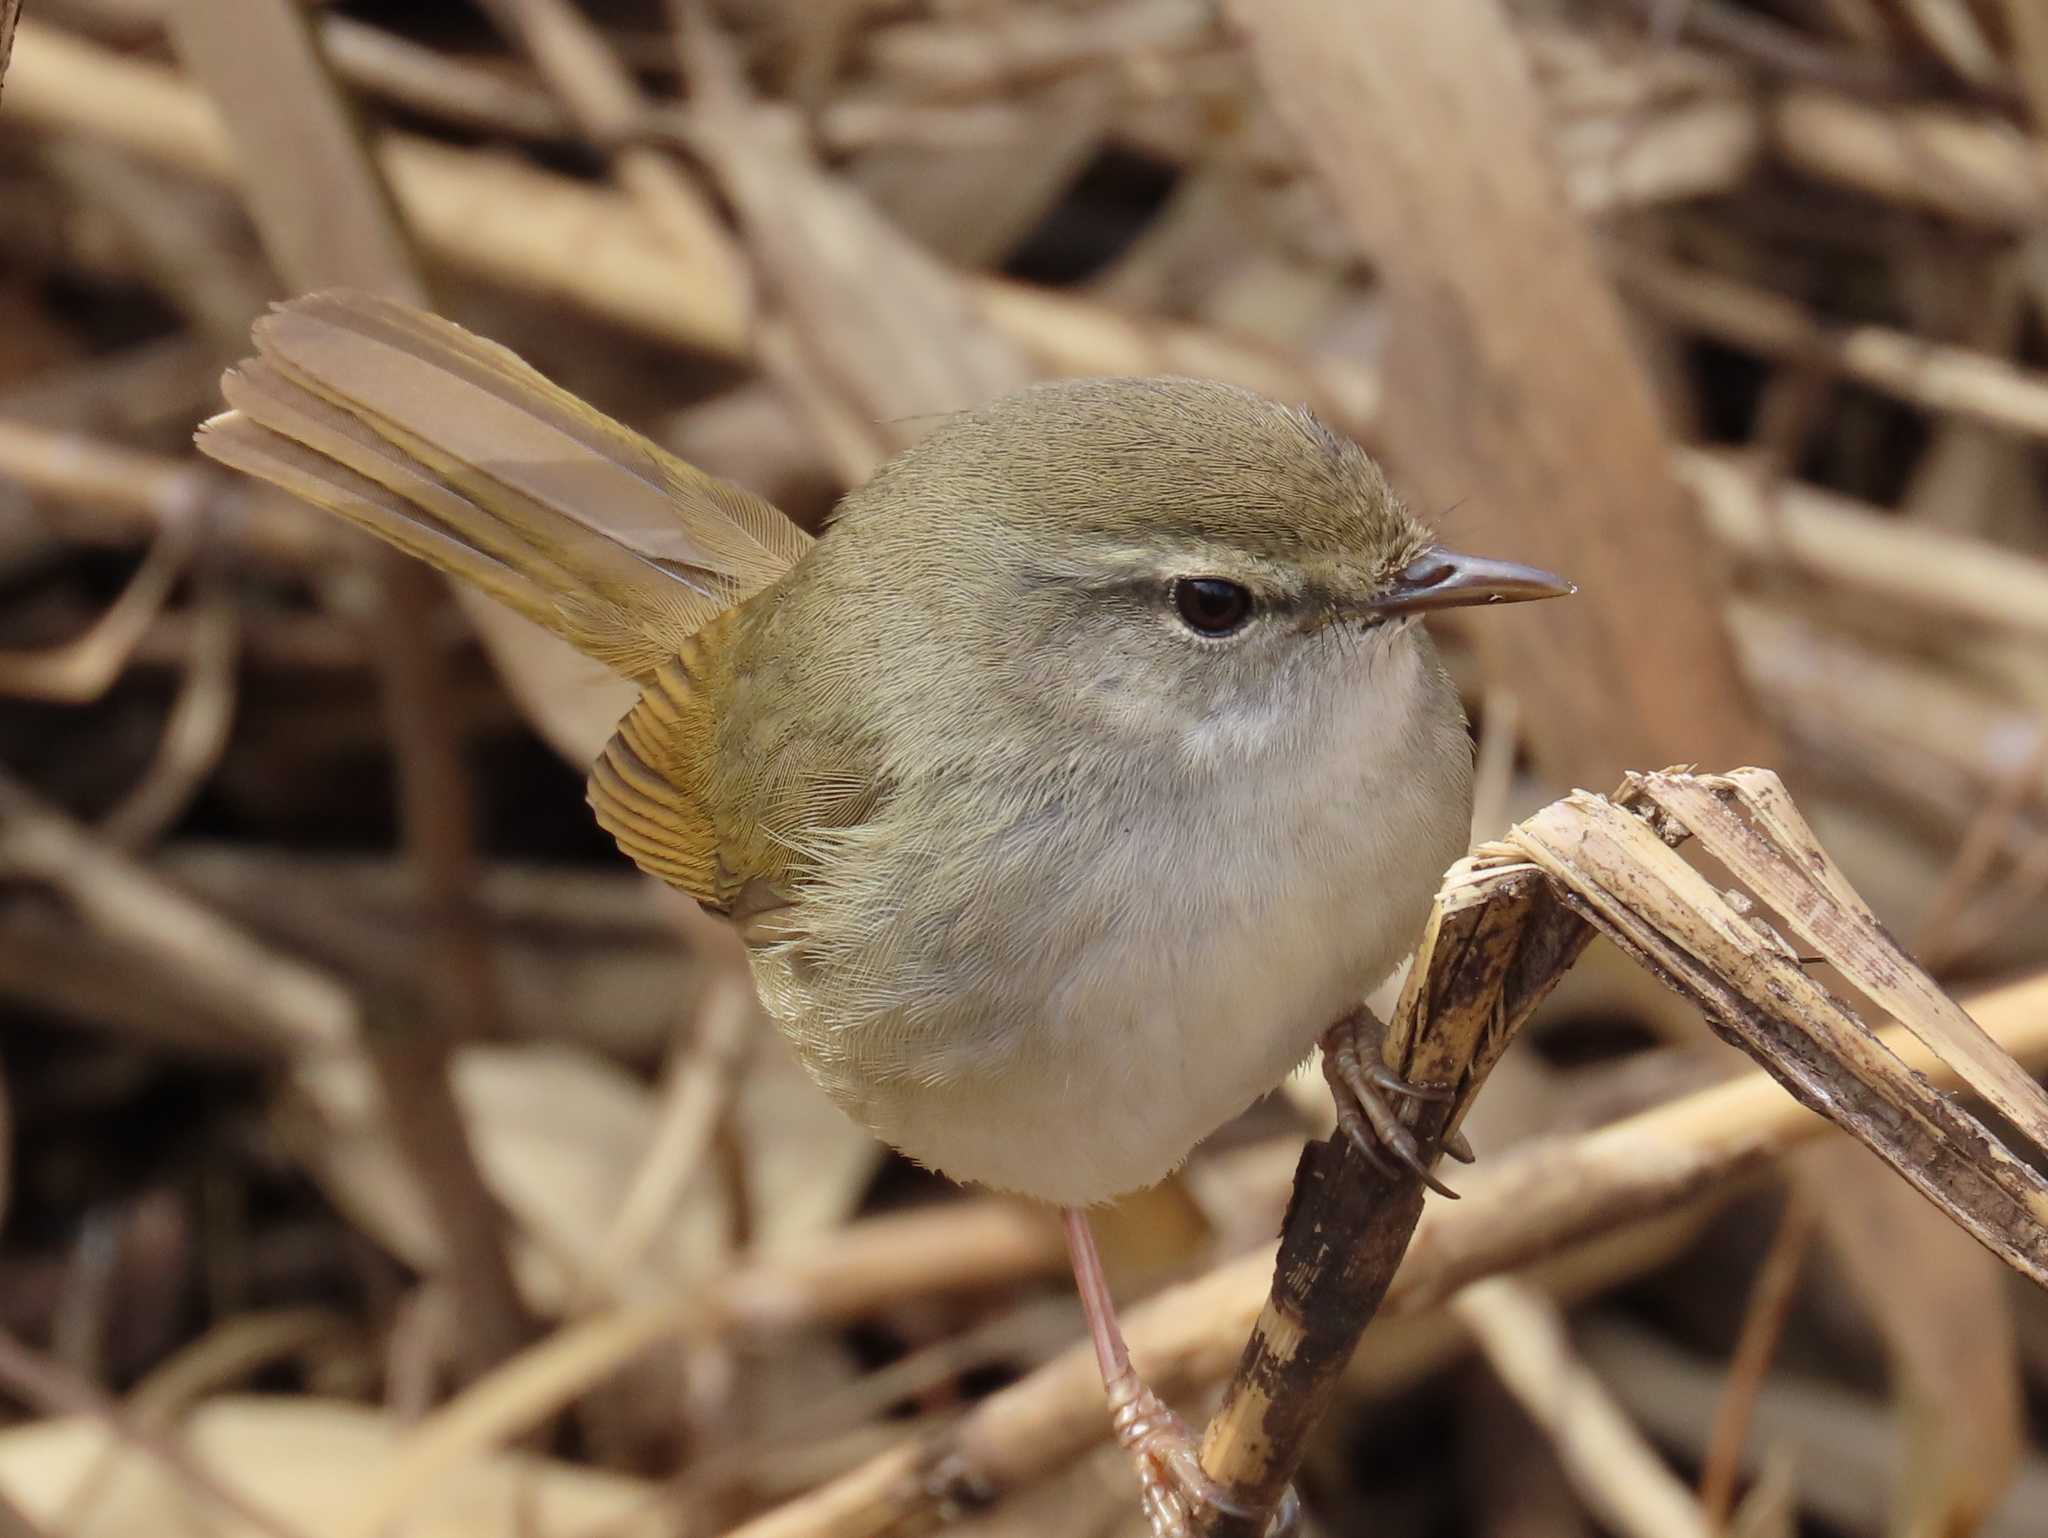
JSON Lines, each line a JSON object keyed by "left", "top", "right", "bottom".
{"left": 1172, "top": 577, "right": 1253, "bottom": 637}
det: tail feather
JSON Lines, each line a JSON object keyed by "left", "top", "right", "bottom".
{"left": 199, "top": 390, "right": 564, "bottom": 632}
{"left": 197, "top": 289, "right": 810, "bottom": 680}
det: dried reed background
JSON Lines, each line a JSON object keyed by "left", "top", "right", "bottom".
{"left": 0, "top": 2, "right": 2046, "bottom": 1536}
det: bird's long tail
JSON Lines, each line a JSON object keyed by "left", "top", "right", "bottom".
{"left": 198, "top": 289, "right": 811, "bottom": 681}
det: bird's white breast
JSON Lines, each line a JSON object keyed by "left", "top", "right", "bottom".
{"left": 752, "top": 637, "right": 1473, "bottom": 1207}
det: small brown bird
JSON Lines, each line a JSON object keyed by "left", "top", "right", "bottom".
{"left": 201, "top": 291, "right": 1570, "bottom": 1534}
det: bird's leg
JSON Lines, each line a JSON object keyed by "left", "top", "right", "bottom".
{"left": 1319, "top": 1006, "right": 1474, "bottom": 1198}
{"left": 1062, "top": 1208, "right": 1297, "bottom": 1537}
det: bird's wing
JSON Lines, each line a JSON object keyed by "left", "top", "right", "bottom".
{"left": 587, "top": 601, "right": 887, "bottom": 919}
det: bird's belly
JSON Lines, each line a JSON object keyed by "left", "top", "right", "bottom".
{"left": 753, "top": 667, "right": 1474, "bottom": 1212}
{"left": 759, "top": 749, "right": 1467, "bottom": 1205}
{"left": 761, "top": 913, "right": 1367, "bottom": 1208}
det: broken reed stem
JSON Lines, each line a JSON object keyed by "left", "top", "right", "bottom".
{"left": 1193, "top": 1141, "right": 1432, "bottom": 1533}
{"left": 1193, "top": 853, "right": 1612, "bottom": 1532}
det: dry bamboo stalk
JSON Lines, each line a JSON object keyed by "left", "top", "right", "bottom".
{"left": 475, "top": 0, "right": 755, "bottom": 331}
{"left": 1642, "top": 772, "right": 2048, "bottom": 1150}
{"left": 0, "top": 772, "right": 360, "bottom": 1058}
{"left": 1193, "top": 854, "right": 1599, "bottom": 1532}
{"left": 1516, "top": 776, "right": 2048, "bottom": 1280}
{"left": 1620, "top": 248, "right": 2048, "bottom": 441}
{"left": 320, "top": 16, "right": 568, "bottom": 141}
{"left": 1454, "top": 1277, "right": 1712, "bottom": 1538}
{"left": 1680, "top": 450, "right": 2048, "bottom": 641}
{"left": 1228, "top": 0, "right": 1775, "bottom": 788}
{"left": 1773, "top": 88, "right": 2048, "bottom": 229}
{"left": 0, "top": 21, "right": 1380, "bottom": 437}
{"left": 1194, "top": 762, "right": 2048, "bottom": 1531}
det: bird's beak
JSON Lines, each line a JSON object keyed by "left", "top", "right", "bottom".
{"left": 1363, "top": 545, "right": 1575, "bottom": 617}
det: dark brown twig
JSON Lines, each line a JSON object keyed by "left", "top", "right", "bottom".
{"left": 1915, "top": 727, "right": 2048, "bottom": 971}
{"left": 1698, "top": 1187, "right": 1819, "bottom": 1525}
{"left": 97, "top": 556, "right": 241, "bottom": 849}
{"left": 169, "top": 0, "right": 537, "bottom": 1379}
{"left": 1191, "top": 856, "right": 1620, "bottom": 1532}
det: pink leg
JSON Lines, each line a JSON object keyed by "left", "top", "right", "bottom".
{"left": 1064, "top": 1206, "right": 1132, "bottom": 1383}
{"left": 1063, "top": 1208, "right": 1293, "bottom": 1536}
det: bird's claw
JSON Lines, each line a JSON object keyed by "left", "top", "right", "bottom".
{"left": 1319, "top": 1012, "right": 1471, "bottom": 1198}
{"left": 1106, "top": 1369, "right": 1299, "bottom": 1538}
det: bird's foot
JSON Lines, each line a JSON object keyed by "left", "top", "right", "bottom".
{"left": 1319, "top": 1009, "right": 1473, "bottom": 1198}
{"left": 1105, "top": 1367, "right": 1298, "bottom": 1537}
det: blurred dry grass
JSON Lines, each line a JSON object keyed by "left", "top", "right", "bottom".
{"left": 0, "top": 2, "right": 2045, "bottom": 1536}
